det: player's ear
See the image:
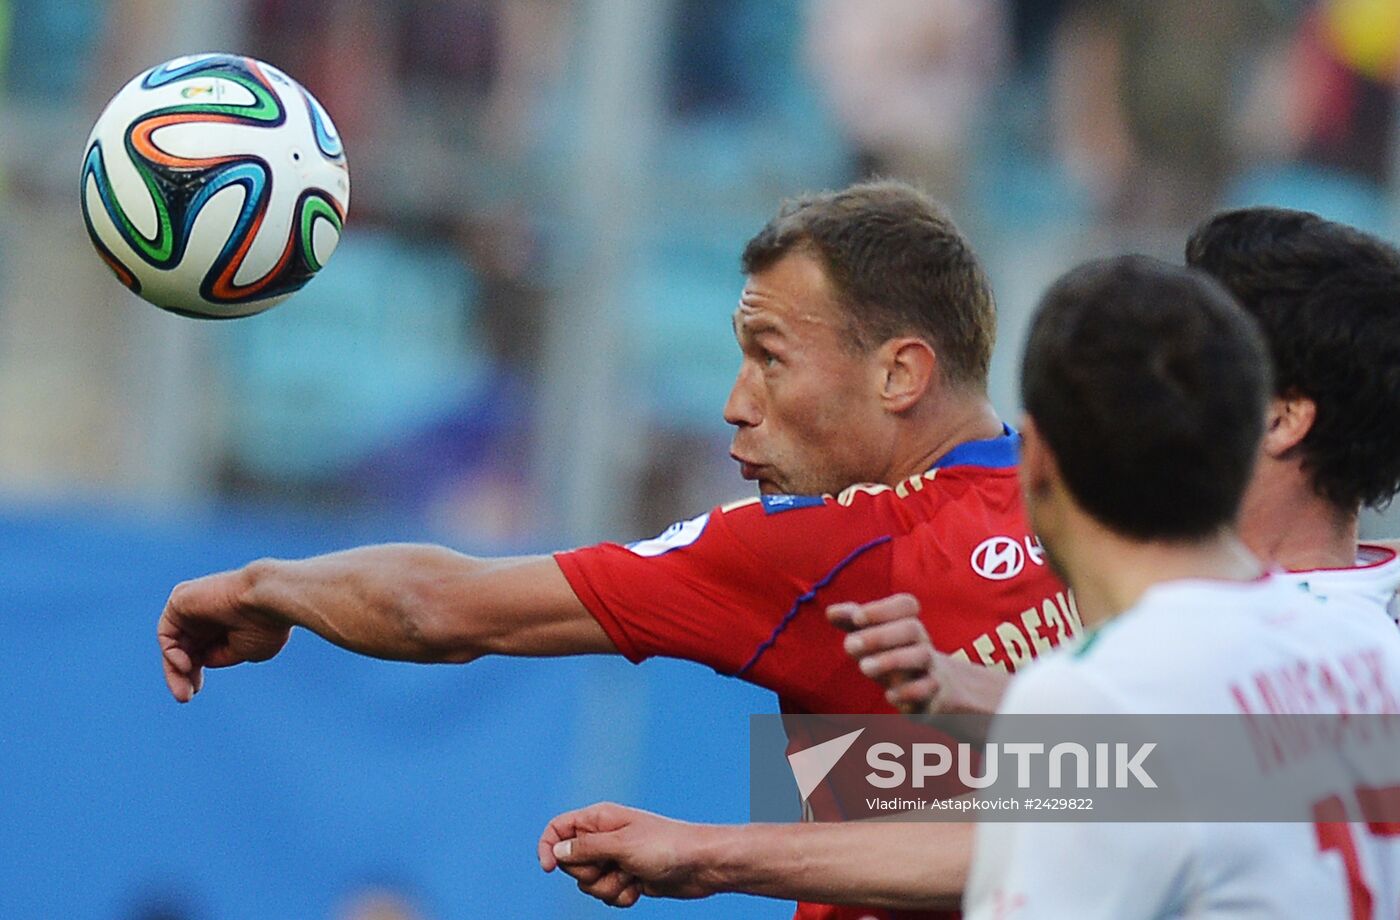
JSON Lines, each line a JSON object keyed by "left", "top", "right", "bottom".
{"left": 1261, "top": 393, "right": 1316, "bottom": 458}
{"left": 1018, "top": 415, "right": 1063, "bottom": 544}
{"left": 878, "top": 337, "right": 937, "bottom": 412}
{"left": 1018, "top": 415, "right": 1055, "bottom": 501}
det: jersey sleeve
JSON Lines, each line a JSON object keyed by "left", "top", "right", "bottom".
{"left": 554, "top": 496, "right": 891, "bottom": 674}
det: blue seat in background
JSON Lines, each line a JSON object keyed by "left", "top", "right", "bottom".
{"left": 216, "top": 231, "right": 488, "bottom": 484}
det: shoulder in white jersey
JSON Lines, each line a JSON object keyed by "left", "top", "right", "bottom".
{"left": 965, "top": 575, "right": 1400, "bottom": 920}
{"left": 1273, "top": 543, "right": 1400, "bottom": 624}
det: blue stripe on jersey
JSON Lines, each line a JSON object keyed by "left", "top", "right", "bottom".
{"left": 931, "top": 423, "right": 1020, "bottom": 470}
{"left": 760, "top": 494, "right": 827, "bottom": 515}
{"left": 735, "top": 535, "right": 893, "bottom": 679}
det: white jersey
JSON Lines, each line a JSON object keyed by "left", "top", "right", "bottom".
{"left": 1274, "top": 543, "right": 1400, "bottom": 623}
{"left": 964, "top": 574, "right": 1400, "bottom": 920}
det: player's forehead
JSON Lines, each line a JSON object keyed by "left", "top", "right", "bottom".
{"left": 732, "top": 303, "right": 786, "bottom": 339}
{"left": 734, "top": 254, "right": 846, "bottom": 340}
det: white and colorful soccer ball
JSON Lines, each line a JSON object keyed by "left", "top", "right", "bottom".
{"left": 81, "top": 53, "right": 349, "bottom": 319}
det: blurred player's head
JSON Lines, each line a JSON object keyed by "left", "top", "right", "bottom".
{"left": 727, "top": 179, "right": 996, "bottom": 494}
{"left": 1186, "top": 207, "right": 1400, "bottom": 521}
{"left": 1019, "top": 256, "right": 1270, "bottom": 565}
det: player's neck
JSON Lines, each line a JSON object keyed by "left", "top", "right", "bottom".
{"left": 1058, "top": 522, "right": 1264, "bottom": 630}
{"left": 895, "top": 395, "right": 1004, "bottom": 483}
{"left": 1238, "top": 471, "right": 1358, "bottom": 571}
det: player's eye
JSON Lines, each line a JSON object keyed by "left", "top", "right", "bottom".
{"left": 761, "top": 349, "right": 779, "bottom": 368}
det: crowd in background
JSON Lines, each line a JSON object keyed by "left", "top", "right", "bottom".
{"left": 0, "top": 0, "right": 1398, "bottom": 541}
{"left": 2, "top": 3, "right": 1400, "bottom": 919}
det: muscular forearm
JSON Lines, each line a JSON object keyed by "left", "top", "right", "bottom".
{"left": 691, "top": 820, "right": 969, "bottom": 910}
{"left": 241, "top": 545, "right": 599, "bottom": 662}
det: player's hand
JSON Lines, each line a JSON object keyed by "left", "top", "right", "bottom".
{"left": 539, "top": 803, "right": 719, "bottom": 906}
{"left": 828, "top": 594, "right": 938, "bottom": 713}
{"left": 157, "top": 564, "right": 292, "bottom": 703}
{"left": 828, "top": 594, "right": 1010, "bottom": 716}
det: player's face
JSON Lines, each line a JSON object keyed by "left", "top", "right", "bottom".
{"left": 725, "top": 252, "right": 892, "bottom": 495}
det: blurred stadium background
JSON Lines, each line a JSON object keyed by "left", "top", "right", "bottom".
{"left": 2, "top": 0, "right": 1400, "bottom": 917}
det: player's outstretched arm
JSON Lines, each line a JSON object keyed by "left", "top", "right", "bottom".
{"left": 158, "top": 546, "right": 612, "bottom": 702}
{"left": 538, "top": 802, "right": 968, "bottom": 911}
{"left": 828, "top": 594, "right": 1010, "bottom": 716}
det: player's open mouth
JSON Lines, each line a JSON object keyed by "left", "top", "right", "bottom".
{"left": 735, "top": 461, "right": 781, "bottom": 493}
{"left": 731, "top": 455, "right": 766, "bottom": 481}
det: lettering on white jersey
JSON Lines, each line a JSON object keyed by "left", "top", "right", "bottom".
{"left": 625, "top": 513, "right": 710, "bottom": 557}
{"left": 1231, "top": 645, "right": 1400, "bottom": 773}
{"left": 1230, "top": 647, "right": 1400, "bottom": 719}
{"left": 965, "top": 578, "right": 1400, "bottom": 920}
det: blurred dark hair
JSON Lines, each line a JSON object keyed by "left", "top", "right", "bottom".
{"left": 1022, "top": 255, "right": 1271, "bottom": 541}
{"left": 1187, "top": 207, "right": 1400, "bottom": 511}
{"left": 742, "top": 179, "right": 996, "bottom": 387}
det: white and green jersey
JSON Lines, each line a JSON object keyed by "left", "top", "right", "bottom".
{"left": 965, "top": 573, "right": 1400, "bottom": 920}
{"left": 1275, "top": 543, "right": 1400, "bottom": 623}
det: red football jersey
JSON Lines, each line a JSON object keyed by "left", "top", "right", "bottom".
{"left": 555, "top": 429, "right": 1076, "bottom": 920}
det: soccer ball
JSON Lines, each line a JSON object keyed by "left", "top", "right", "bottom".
{"left": 80, "top": 53, "right": 350, "bottom": 319}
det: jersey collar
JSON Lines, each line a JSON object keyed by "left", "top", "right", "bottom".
{"left": 930, "top": 423, "right": 1020, "bottom": 471}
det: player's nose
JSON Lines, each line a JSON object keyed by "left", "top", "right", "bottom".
{"left": 723, "top": 365, "right": 762, "bottom": 428}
